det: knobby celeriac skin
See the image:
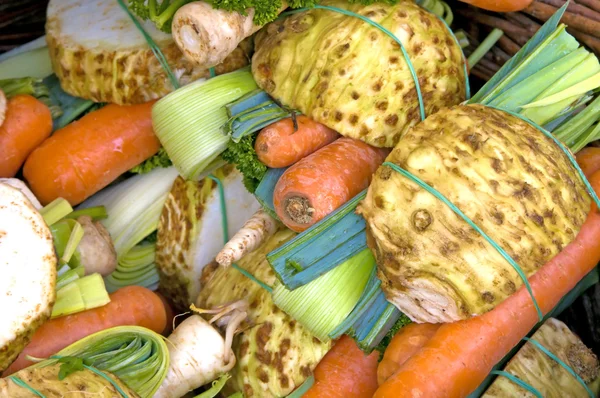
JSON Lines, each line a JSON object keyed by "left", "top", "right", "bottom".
{"left": 358, "top": 105, "right": 591, "bottom": 323}
{"left": 0, "top": 364, "right": 140, "bottom": 397}
{"left": 45, "top": 0, "right": 250, "bottom": 105}
{"left": 483, "top": 318, "right": 600, "bottom": 397}
{"left": 155, "top": 165, "right": 260, "bottom": 312}
{"left": 197, "top": 229, "right": 332, "bottom": 398}
{"left": 251, "top": 0, "right": 466, "bottom": 148}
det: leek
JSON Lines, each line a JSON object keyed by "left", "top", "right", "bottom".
{"left": 272, "top": 249, "right": 375, "bottom": 341}
{"left": 56, "top": 266, "right": 85, "bottom": 290}
{"left": 41, "top": 198, "right": 73, "bottom": 226}
{"left": 63, "top": 205, "right": 108, "bottom": 221}
{"left": 152, "top": 68, "right": 259, "bottom": 179}
{"left": 194, "top": 374, "right": 231, "bottom": 398}
{"left": 51, "top": 274, "right": 111, "bottom": 318}
{"left": 267, "top": 190, "right": 368, "bottom": 289}
{"left": 0, "top": 46, "right": 53, "bottom": 80}
{"left": 223, "top": 89, "right": 293, "bottom": 142}
{"left": 104, "top": 243, "right": 159, "bottom": 293}
{"left": 28, "top": 326, "right": 169, "bottom": 398}
{"left": 43, "top": 74, "right": 97, "bottom": 130}
{"left": 61, "top": 221, "right": 83, "bottom": 264}
{"left": 254, "top": 167, "right": 286, "bottom": 221}
{"left": 79, "top": 166, "right": 179, "bottom": 259}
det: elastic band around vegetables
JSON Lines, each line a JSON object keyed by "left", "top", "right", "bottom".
{"left": 208, "top": 174, "right": 274, "bottom": 292}
{"left": 382, "top": 161, "right": 544, "bottom": 321}
{"left": 116, "top": 0, "right": 179, "bottom": 90}
{"left": 282, "top": 3, "right": 471, "bottom": 122}
{"left": 523, "top": 337, "right": 595, "bottom": 397}
{"left": 489, "top": 371, "right": 543, "bottom": 398}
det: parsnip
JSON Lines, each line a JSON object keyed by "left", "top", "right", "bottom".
{"left": 171, "top": 2, "right": 286, "bottom": 68}
{"left": 216, "top": 209, "right": 279, "bottom": 267}
{"left": 155, "top": 302, "right": 248, "bottom": 398}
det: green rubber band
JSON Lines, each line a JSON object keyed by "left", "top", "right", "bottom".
{"left": 490, "top": 370, "right": 543, "bottom": 398}
{"left": 8, "top": 376, "right": 47, "bottom": 397}
{"left": 486, "top": 105, "right": 600, "bottom": 211}
{"left": 208, "top": 174, "right": 274, "bottom": 293}
{"left": 382, "top": 161, "right": 544, "bottom": 321}
{"left": 116, "top": 0, "right": 180, "bottom": 90}
{"left": 209, "top": 67, "right": 217, "bottom": 78}
{"left": 524, "top": 337, "right": 596, "bottom": 397}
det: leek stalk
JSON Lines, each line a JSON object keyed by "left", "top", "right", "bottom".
{"left": 0, "top": 46, "right": 53, "bottom": 80}
{"left": 41, "top": 198, "right": 73, "bottom": 226}
{"left": 467, "top": 29, "right": 504, "bottom": 68}
{"left": 194, "top": 374, "right": 231, "bottom": 398}
{"left": 63, "top": 206, "right": 108, "bottom": 221}
{"left": 222, "top": 89, "right": 293, "bottom": 142}
{"left": 272, "top": 249, "right": 375, "bottom": 341}
{"left": 267, "top": 190, "right": 368, "bottom": 289}
{"left": 79, "top": 166, "right": 179, "bottom": 259}
{"left": 104, "top": 243, "right": 159, "bottom": 293}
{"left": 61, "top": 221, "right": 83, "bottom": 264}
{"left": 254, "top": 167, "right": 286, "bottom": 221}
{"left": 153, "top": 68, "right": 259, "bottom": 179}
{"left": 56, "top": 266, "right": 85, "bottom": 290}
{"left": 28, "top": 326, "right": 169, "bottom": 398}
{"left": 51, "top": 274, "right": 111, "bottom": 318}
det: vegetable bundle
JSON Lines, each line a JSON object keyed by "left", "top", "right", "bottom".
{"left": 252, "top": 0, "right": 468, "bottom": 148}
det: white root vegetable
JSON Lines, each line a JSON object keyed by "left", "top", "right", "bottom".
{"left": 216, "top": 208, "right": 279, "bottom": 267}
{"left": 155, "top": 301, "right": 248, "bottom": 398}
{"left": 0, "top": 178, "right": 41, "bottom": 209}
{"left": 0, "top": 88, "right": 6, "bottom": 128}
{"left": 171, "top": 2, "right": 286, "bottom": 68}
{"left": 77, "top": 215, "right": 118, "bottom": 276}
{"left": 0, "top": 183, "right": 56, "bottom": 372}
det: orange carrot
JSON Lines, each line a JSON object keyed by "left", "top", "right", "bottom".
{"left": 459, "top": 0, "right": 534, "bottom": 12}
{"left": 23, "top": 102, "right": 161, "bottom": 206}
{"left": 374, "top": 170, "right": 600, "bottom": 398}
{"left": 576, "top": 147, "right": 600, "bottom": 178}
{"left": 155, "top": 291, "right": 176, "bottom": 335}
{"left": 377, "top": 323, "right": 440, "bottom": 386}
{"left": 303, "top": 335, "right": 379, "bottom": 398}
{"left": 2, "top": 286, "right": 167, "bottom": 376}
{"left": 273, "top": 137, "right": 389, "bottom": 232}
{"left": 255, "top": 116, "right": 339, "bottom": 168}
{"left": 0, "top": 95, "right": 52, "bottom": 178}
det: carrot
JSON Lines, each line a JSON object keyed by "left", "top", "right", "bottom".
{"left": 273, "top": 137, "right": 389, "bottom": 232}
{"left": 0, "top": 95, "right": 52, "bottom": 178}
{"left": 155, "top": 291, "right": 176, "bottom": 335}
{"left": 374, "top": 170, "right": 600, "bottom": 398}
{"left": 2, "top": 286, "right": 167, "bottom": 376}
{"left": 23, "top": 101, "right": 161, "bottom": 206}
{"left": 302, "top": 335, "right": 379, "bottom": 398}
{"left": 576, "top": 147, "right": 600, "bottom": 177}
{"left": 459, "top": 0, "right": 534, "bottom": 13}
{"left": 376, "top": 323, "right": 441, "bottom": 386}
{"left": 254, "top": 116, "right": 340, "bottom": 168}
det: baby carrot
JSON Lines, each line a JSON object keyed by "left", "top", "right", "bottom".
{"left": 255, "top": 116, "right": 339, "bottom": 168}
{"left": 23, "top": 101, "right": 160, "bottom": 206}
{"left": 375, "top": 170, "right": 600, "bottom": 398}
{"left": 0, "top": 95, "right": 52, "bottom": 178}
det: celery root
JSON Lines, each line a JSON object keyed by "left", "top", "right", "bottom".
{"left": 0, "top": 178, "right": 41, "bottom": 209}
{"left": 172, "top": 2, "right": 286, "bottom": 68}
{"left": 0, "top": 183, "right": 56, "bottom": 372}
{"left": 154, "top": 314, "right": 238, "bottom": 398}
{"left": 216, "top": 208, "right": 279, "bottom": 267}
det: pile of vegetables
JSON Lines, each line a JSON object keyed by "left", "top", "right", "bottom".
{"left": 3, "top": 0, "right": 600, "bottom": 396}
